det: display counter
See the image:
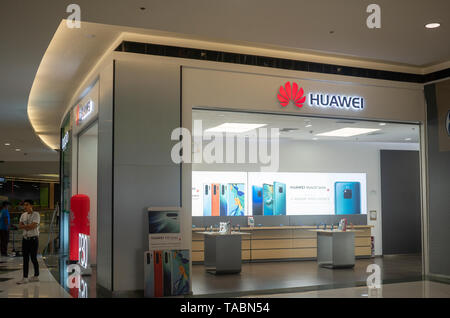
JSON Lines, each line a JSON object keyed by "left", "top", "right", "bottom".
{"left": 311, "top": 229, "right": 360, "bottom": 268}
{"left": 192, "top": 225, "right": 372, "bottom": 263}
{"left": 199, "top": 231, "right": 251, "bottom": 274}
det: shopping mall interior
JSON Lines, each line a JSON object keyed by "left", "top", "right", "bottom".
{"left": 0, "top": 0, "right": 449, "bottom": 303}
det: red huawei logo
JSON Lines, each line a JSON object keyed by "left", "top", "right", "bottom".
{"left": 277, "top": 82, "right": 306, "bottom": 108}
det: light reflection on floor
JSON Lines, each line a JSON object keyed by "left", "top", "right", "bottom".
{"left": 0, "top": 255, "right": 71, "bottom": 298}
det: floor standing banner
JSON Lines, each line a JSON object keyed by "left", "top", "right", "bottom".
{"left": 145, "top": 207, "right": 190, "bottom": 297}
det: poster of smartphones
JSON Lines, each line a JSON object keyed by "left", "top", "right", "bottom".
{"left": 192, "top": 171, "right": 367, "bottom": 216}
{"left": 144, "top": 250, "right": 190, "bottom": 297}
{"left": 146, "top": 208, "right": 190, "bottom": 297}
{"left": 148, "top": 208, "right": 182, "bottom": 250}
{"left": 192, "top": 171, "right": 248, "bottom": 217}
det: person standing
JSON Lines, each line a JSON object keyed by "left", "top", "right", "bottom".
{"left": 0, "top": 201, "right": 11, "bottom": 256}
{"left": 17, "top": 199, "right": 40, "bottom": 284}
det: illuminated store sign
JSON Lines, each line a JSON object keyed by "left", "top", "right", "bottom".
{"left": 308, "top": 93, "right": 364, "bottom": 110}
{"left": 61, "top": 131, "right": 69, "bottom": 151}
{"left": 76, "top": 99, "right": 94, "bottom": 126}
{"left": 278, "top": 82, "right": 365, "bottom": 111}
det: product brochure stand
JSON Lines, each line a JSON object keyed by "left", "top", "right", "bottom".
{"left": 312, "top": 230, "right": 357, "bottom": 269}
{"left": 200, "top": 232, "right": 250, "bottom": 275}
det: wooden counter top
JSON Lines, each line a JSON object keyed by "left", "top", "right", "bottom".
{"left": 192, "top": 225, "right": 372, "bottom": 232}
{"left": 309, "top": 229, "right": 362, "bottom": 233}
{"left": 197, "top": 231, "right": 251, "bottom": 236}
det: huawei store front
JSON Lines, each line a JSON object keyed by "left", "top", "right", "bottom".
{"left": 58, "top": 37, "right": 429, "bottom": 297}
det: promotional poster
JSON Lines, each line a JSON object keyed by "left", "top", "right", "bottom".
{"left": 192, "top": 171, "right": 367, "bottom": 216}
{"left": 148, "top": 208, "right": 182, "bottom": 250}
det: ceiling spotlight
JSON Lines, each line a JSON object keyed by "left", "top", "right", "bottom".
{"left": 425, "top": 23, "right": 440, "bottom": 29}
{"left": 15, "top": 148, "right": 21, "bottom": 151}
{"left": 405, "top": 138, "right": 412, "bottom": 141}
{"left": 305, "top": 124, "right": 312, "bottom": 128}
{"left": 379, "top": 123, "right": 386, "bottom": 126}
{"left": 4, "top": 143, "right": 10, "bottom": 146}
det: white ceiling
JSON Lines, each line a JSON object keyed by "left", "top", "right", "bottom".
{"left": 0, "top": 0, "right": 448, "bottom": 165}
{"left": 193, "top": 110, "right": 420, "bottom": 144}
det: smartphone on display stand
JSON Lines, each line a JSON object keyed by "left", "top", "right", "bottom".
{"left": 220, "top": 184, "right": 228, "bottom": 216}
{"left": 227, "top": 183, "right": 245, "bottom": 216}
{"left": 263, "top": 183, "right": 274, "bottom": 216}
{"left": 334, "top": 182, "right": 361, "bottom": 215}
{"left": 252, "top": 185, "right": 263, "bottom": 216}
{"left": 144, "top": 251, "right": 154, "bottom": 297}
{"left": 203, "top": 184, "right": 211, "bottom": 216}
{"left": 211, "top": 183, "right": 220, "bottom": 216}
{"left": 273, "top": 182, "right": 286, "bottom": 215}
{"left": 153, "top": 251, "right": 163, "bottom": 297}
{"left": 163, "top": 250, "right": 172, "bottom": 296}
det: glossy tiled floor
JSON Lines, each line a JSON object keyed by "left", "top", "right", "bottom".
{"left": 245, "top": 281, "right": 450, "bottom": 298}
{"left": 0, "top": 255, "right": 71, "bottom": 298}
{"left": 192, "top": 254, "right": 423, "bottom": 296}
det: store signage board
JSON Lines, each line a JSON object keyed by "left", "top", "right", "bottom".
{"left": 76, "top": 99, "right": 94, "bottom": 126}
{"left": 61, "top": 131, "right": 69, "bottom": 151}
{"left": 278, "top": 82, "right": 365, "bottom": 111}
{"left": 148, "top": 207, "right": 182, "bottom": 250}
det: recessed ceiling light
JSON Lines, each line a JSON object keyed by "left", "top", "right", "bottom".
{"left": 317, "top": 128, "right": 380, "bottom": 137}
{"left": 312, "top": 137, "right": 318, "bottom": 140}
{"left": 4, "top": 143, "right": 10, "bottom": 146}
{"left": 379, "top": 123, "right": 386, "bottom": 126}
{"left": 205, "top": 123, "right": 267, "bottom": 133}
{"left": 15, "top": 148, "right": 21, "bottom": 151}
{"left": 405, "top": 138, "right": 412, "bottom": 141}
{"left": 425, "top": 23, "right": 440, "bottom": 29}
{"left": 305, "top": 124, "right": 312, "bottom": 128}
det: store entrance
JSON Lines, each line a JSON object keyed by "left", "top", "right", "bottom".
{"left": 77, "top": 122, "right": 98, "bottom": 265}
{"left": 190, "top": 109, "right": 423, "bottom": 296}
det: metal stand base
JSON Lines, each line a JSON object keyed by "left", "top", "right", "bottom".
{"left": 319, "top": 263, "right": 355, "bottom": 269}
{"left": 206, "top": 268, "right": 242, "bottom": 275}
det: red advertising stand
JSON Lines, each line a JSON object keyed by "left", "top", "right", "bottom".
{"left": 70, "top": 194, "right": 90, "bottom": 262}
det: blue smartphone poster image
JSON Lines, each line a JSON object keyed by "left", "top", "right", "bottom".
{"left": 171, "top": 250, "right": 190, "bottom": 296}
{"left": 227, "top": 183, "right": 245, "bottom": 216}
{"left": 252, "top": 186, "right": 263, "bottom": 216}
{"left": 148, "top": 211, "right": 180, "bottom": 234}
{"left": 220, "top": 184, "right": 228, "bottom": 216}
{"left": 273, "top": 182, "right": 286, "bottom": 215}
{"left": 263, "top": 184, "right": 273, "bottom": 216}
{"left": 334, "top": 182, "right": 361, "bottom": 215}
{"left": 203, "top": 184, "right": 211, "bottom": 216}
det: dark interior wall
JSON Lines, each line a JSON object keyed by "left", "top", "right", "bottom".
{"left": 425, "top": 80, "right": 450, "bottom": 278}
{"left": 0, "top": 180, "right": 43, "bottom": 206}
{"left": 380, "top": 150, "right": 421, "bottom": 255}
